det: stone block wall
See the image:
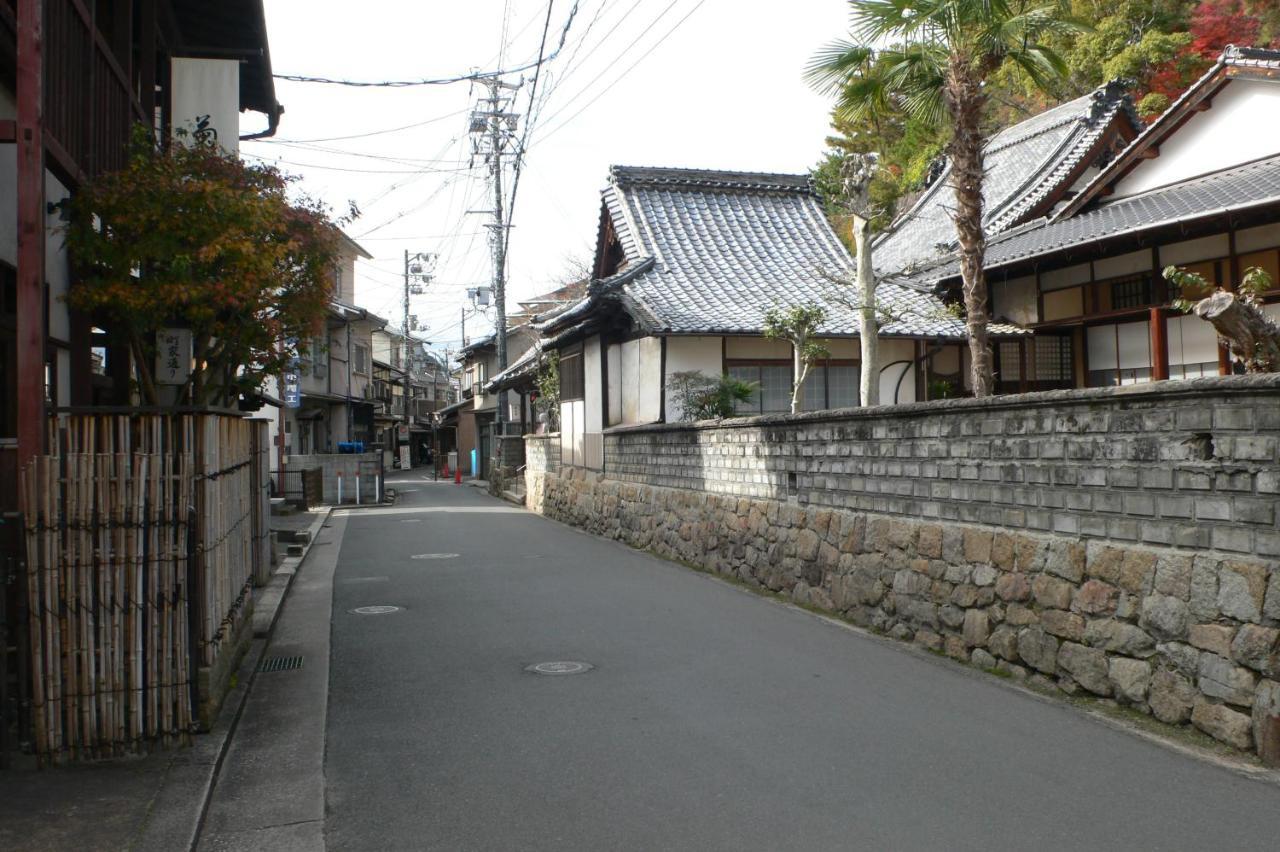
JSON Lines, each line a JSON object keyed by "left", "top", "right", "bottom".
{"left": 605, "top": 375, "right": 1280, "bottom": 559}
{"left": 524, "top": 434, "right": 560, "bottom": 513}
{"left": 525, "top": 377, "right": 1280, "bottom": 762}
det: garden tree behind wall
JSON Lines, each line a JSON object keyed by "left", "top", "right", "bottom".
{"left": 66, "top": 128, "right": 344, "bottom": 408}
{"left": 807, "top": 0, "right": 1082, "bottom": 397}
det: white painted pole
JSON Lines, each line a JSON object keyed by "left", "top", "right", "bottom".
{"left": 337, "top": 469, "right": 343, "bottom": 505}
{"left": 356, "top": 472, "right": 362, "bottom": 505}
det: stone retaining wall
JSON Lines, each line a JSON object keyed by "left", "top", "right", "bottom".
{"left": 526, "top": 377, "right": 1280, "bottom": 763}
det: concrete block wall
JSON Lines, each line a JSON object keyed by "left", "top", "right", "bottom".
{"left": 603, "top": 375, "right": 1280, "bottom": 560}
{"left": 286, "top": 452, "right": 380, "bottom": 504}
{"left": 525, "top": 376, "right": 1280, "bottom": 762}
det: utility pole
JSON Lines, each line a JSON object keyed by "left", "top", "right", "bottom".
{"left": 403, "top": 249, "right": 434, "bottom": 468}
{"left": 470, "top": 74, "right": 521, "bottom": 437}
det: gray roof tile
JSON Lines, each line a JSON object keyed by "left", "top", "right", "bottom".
{"left": 584, "top": 166, "right": 1020, "bottom": 339}
{"left": 873, "top": 83, "right": 1137, "bottom": 275}
{"left": 904, "top": 154, "right": 1280, "bottom": 288}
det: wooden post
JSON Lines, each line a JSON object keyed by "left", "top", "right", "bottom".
{"left": 16, "top": 0, "right": 45, "bottom": 477}
{"left": 1150, "top": 307, "right": 1169, "bottom": 381}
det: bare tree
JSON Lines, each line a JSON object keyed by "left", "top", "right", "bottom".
{"left": 841, "top": 153, "right": 880, "bottom": 406}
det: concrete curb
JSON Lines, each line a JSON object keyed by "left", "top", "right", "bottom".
{"left": 130, "top": 506, "right": 335, "bottom": 852}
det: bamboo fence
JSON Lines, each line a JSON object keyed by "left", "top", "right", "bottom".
{"left": 19, "top": 412, "right": 265, "bottom": 764}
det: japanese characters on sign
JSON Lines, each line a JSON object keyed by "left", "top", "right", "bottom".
{"left": 283, "top": 336, "right": 301, "bottom": 408}
{"left": 155, "top": 328, "right": 193, "bottom": 385}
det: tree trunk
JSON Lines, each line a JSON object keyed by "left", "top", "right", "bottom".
{"left": 944, "top": 57, "right": 995, "bottom": 397}
{"left": 791, "top": 346, "right": 806, "bottom": 414}
{"left": 1195, "top": 290, "right": 1280, "bottom": 372}
{"left": 852, "top": 213, "right": 879, "bottom": 406}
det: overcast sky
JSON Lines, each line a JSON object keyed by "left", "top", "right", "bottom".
{"left": 245, "top": 0, "right": 849, "bottom": 355}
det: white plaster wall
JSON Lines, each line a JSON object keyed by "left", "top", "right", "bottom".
{"left": 878, "top": 338, "right": 917, "bottom": 404}
{"left": 1040, "top": 262, "right": 1091, "bottom": 291}
{"left": 1160, "top": 234, "right": 1230, "bottom": 267}
{"left": 1094, "top": 249, "right": 1151, "bottom": 279}
{"left": 583, "top": 335, "right": 602, "bottom": 433}
{"left": 817, "top": 338, "right": 858, "bottom": 359}
{"left": 1236, "top": 222, "right": 1280, "bottom": 253}
{"left": 725, "top": 336, "right": 790, "bottom": 358}
{"left": 638, "top": 336, "right": 662, "bottom": 423}
{"left": 1114, "top": 80, "right": 1280, "bottom": 198}
{"left": 991, "top": 275, "right": 1037, "bottom": 325}
{"left": 619, "top": 339, "right": 640, "bottom": 424}
{"left": 606, "top": 343, "right": 622, "bottom": 425}
{"left": 663, "top": 335, "right": 721, "bottom": 422}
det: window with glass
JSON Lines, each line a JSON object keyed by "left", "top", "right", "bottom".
{"left": 727, "top": 362, "right": 791, "bottom": 414}
{"left": 800, "top": 362, "right": 859, "bottom": 411}
{"left": 560, "top": 351, "right": 584, "bottom": 401}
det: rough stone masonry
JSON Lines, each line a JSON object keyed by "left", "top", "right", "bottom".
{"left": 525, "top": 375, "right": 1280, "bottom": 763}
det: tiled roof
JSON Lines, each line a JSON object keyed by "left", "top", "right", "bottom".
{"left": 873, "top": 83, "right": 1137, "bottom": 275}
{"left": 579, "top": 165, "right": 1019, "bottom": 340}
{"left": 902, "top": 154, "right": 1280, "bottom": 288}
{"left": 1058, "top": 46, "right": 1280, "bottom": 219}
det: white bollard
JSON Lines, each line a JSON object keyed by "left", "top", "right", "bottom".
{"left": 337, "top": 470, "right": 343, "bottom": 504}
{"left": 356, "top": 472, "right": 362, "bottom": 505}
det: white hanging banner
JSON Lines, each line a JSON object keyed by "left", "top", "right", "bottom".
{"left": 170, "top": 58, "right": 240, "bottom": 153}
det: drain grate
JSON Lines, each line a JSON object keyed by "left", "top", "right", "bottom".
{"left": 259, "top": 655, "right": 304, "bottom": 673}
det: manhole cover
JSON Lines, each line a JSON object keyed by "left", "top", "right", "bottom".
{"left": 411, "top": 553, "right": 459, "bottom": 560}
{"left": 350, "top": 605, "right": 401, "bottom": 615}
{"left": 525, "top": 661, "right": 594, "bottom": 676}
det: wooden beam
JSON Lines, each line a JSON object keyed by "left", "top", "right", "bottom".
{"left": 1139, "top": 147, "right": 1160, "bottom": 160}
{"left": 1193, "top": 100, "right": 1212, "bottom": 111}
{"left": 16, "top": 0, "right": 45, "bottom": 473}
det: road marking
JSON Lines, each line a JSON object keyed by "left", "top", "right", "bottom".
{"left": 335, "top": 506, "right": 526, "bottom": 518}
{"left": 350, "top": 605, "right": 400, "bottom": 615}
{"left": 411, "top": 553, "right": 459, "bottom": 560}
{"left": 340, "top": 576, "right": 389, "bottom": 584}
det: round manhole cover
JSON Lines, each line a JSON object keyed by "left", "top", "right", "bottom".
{"left": 525, "top": 661, "right": 594, "bottom": 676}
{"left": 411, "top": 553, "right": 459, "bottom": 560}
{"left": 350, "top": 605, "right": 401, "bottom": 615}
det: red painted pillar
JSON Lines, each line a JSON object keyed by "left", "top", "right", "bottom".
{"left": 1149, "top": 306, "right": 1169, "bottom": 381}
{"left": 16, "top": 0, "right": 46, "bottom": 473}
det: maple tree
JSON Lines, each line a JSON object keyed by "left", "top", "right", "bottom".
{"left": 66, "top": 127, "right": 344, "bottom": 408}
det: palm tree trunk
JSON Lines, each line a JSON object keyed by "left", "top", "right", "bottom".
{"left": 944, "top": 56, "right": 995, "bottom": 398}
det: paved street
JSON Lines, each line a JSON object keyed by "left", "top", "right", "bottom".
{"left": 304, "top": 478, "right": 1280, "bottom": 850}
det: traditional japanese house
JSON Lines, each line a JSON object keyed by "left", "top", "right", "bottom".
{"left": 905, "top": 46, "right": 1280, "bottom": 390}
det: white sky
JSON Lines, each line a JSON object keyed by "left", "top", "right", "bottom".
{"left": 245, "top": 0, "right": 849, "bottom": 356}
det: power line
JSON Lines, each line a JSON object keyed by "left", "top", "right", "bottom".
{"left": 243, "top": 152, "right": 471, "bottom": 175}
{"left": 260, "top": 108, "right": 470, "bottom": 144}
{"left": 537, "top": 0, "right": 706, "bottom": 141}
{"left": 274, "top": 7, "right": 580, "bottom": 87}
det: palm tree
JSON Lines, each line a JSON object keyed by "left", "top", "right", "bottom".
{"left": 807, "top": 0, "right": 1080, "bottom": 397}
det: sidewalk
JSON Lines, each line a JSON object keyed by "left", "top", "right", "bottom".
{"left": 0, "top": 507, "right": 332, "bottom": 852}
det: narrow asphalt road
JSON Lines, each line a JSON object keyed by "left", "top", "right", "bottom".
{"left": 323, "top": 477, "right": 1279, "bottom": 851}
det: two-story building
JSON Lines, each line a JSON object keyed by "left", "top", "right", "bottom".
{"left": 0, "top": 0, "right": 282, "bottom": 566}
{"left": 282, "top": 235, "right": 385, "bottom": 457}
